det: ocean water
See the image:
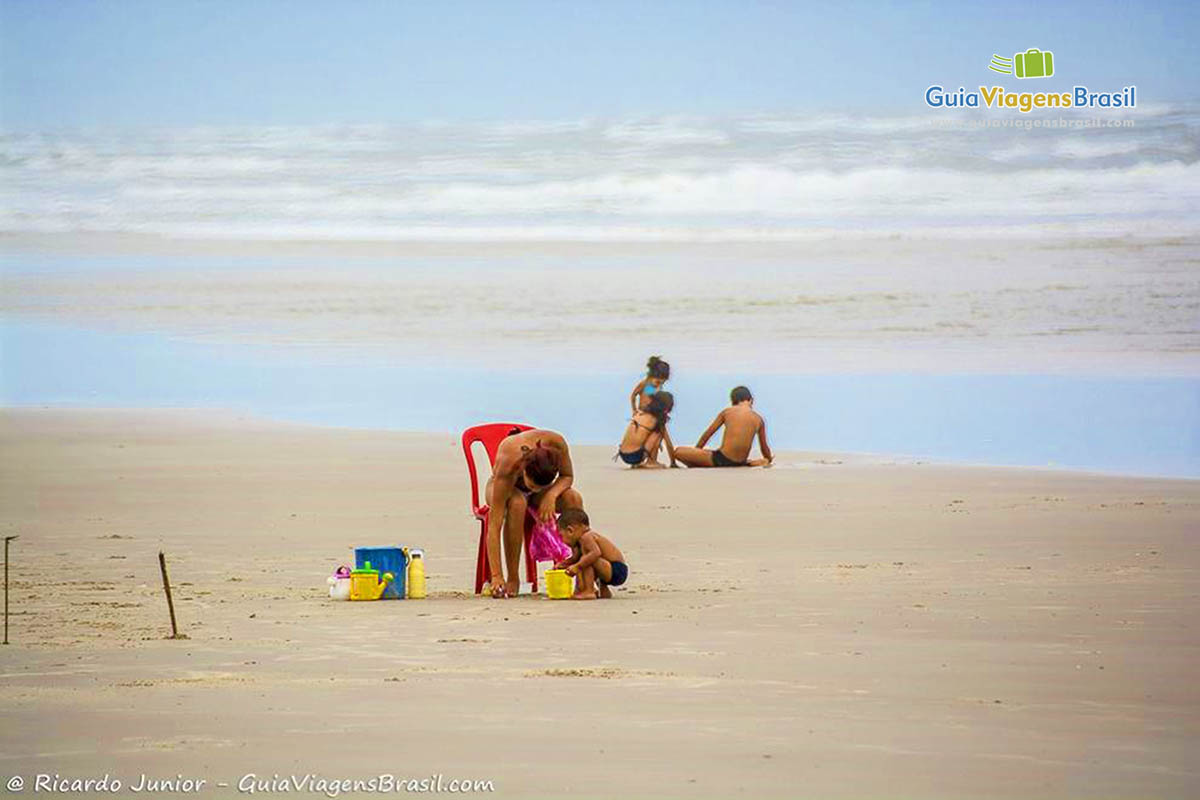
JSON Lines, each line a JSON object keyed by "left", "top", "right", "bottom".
{"left": 3, "top": 319, "right": 1197, "bottom": 478}
{"left": 2, "top": 106, "right": 1198, "bottom": 239}
{"left": 2, "top": 110, "right": 1197, "bottom": 475}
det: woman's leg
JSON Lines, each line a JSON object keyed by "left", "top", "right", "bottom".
{"left": 674, "top": 446, "right": 715, "bottom": 468}
{"left": 502, "top": 493, "right": 526, "bottom": 595}
{"left": 645, "top": 431, "right": 663, "bottom": 462}
{"left": 635, "top": 459, "right": 667, "bottom": 470}
{"left": 486, "top": 477, "right": 527, "bottom": 596}
{"left": 641, "top": 432, "right": 663, "bottom": 464}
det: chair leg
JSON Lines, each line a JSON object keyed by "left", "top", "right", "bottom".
{"left": 474, "top": 515, "right": 489, "bottom": 594}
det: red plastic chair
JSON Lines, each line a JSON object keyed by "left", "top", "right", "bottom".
{"left": 462, "top": 423, "right": 539, "bottom": 594}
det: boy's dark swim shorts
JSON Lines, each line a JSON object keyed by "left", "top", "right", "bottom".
{"left": 711, "top": 449, "right": 748, "bottom": 467}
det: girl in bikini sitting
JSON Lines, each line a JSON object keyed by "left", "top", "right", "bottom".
{"left": 617, "top": 391, "right": 677, "bottom": 469}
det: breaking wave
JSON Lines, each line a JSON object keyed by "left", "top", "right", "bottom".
{"left": 2, "top": 105, "right": 1197, "bottom": 240}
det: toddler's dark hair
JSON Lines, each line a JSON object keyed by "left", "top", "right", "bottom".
{"left": 646, "top": 356, "right": 670, "bottom": 380}
{"left": 730, "top": 385, "right": 753, "bottom": 404}
{"left": 558, "top": 508, "right": 590, "bottom": 529}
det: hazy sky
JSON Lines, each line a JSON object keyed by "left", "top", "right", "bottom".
{"left": 2, "top": 0, "right": 1197, "bottom": 127}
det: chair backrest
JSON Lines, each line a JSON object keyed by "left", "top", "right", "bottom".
{"left": 461, "top": 423, "right": 534, "bottom": 515}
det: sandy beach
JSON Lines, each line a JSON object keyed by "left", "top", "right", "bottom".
{"left": 4, "top": 5, "right": 1198, "bottom": 797}
{"left": 2, "top": 409, "right": 1196, "bottom": 798}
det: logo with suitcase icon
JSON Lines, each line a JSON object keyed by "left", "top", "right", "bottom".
{"left": 989, "top": 48, "right": 1054, "bottom": 79}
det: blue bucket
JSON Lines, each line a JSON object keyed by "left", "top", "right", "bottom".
{"left": 354, "top": 546, "right": 407, "bottom": 599}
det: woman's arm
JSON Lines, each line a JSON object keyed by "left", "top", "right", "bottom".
{"left": 662, "top": 424, "right": 678, "bottom": 467}
{"left": 695, "top": 411, "right": 725, "bottom": 448}
{"left": 536, "top": 436, "right": 574, "bottom": 522}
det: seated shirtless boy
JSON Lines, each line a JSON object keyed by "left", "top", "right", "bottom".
{"left": 673, "top": 385, "right": 773, "bottom": 468}
{"left": 554, "top": 508, "right": 628, "bottom": 600}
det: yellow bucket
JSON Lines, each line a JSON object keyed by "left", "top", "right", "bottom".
{"left": 545, "top": 569, "right": 573, "bottom": 600}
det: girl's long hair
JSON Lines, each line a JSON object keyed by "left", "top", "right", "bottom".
{"left": 645, "top": 391, "right": 674, "bottom": 430}
{"left": 646, "top": 356, "right": 670, "bottom": 380}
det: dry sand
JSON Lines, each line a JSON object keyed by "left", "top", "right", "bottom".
{"left": 1, "top": 409, "right": 1197, "bottom": 798}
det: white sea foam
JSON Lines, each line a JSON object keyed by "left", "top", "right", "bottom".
{"left": 2, "top": 106, "right": 1197, "bottom": 240}
{"left": 602, "top": 120, "right": 732, "bottom": 146}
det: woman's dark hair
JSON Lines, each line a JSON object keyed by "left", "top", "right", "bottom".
{"left": 526, "top": 444, "right": 561, "bottom": 486}
{"left": 646, "top": 356, "right": 670, "bottom": 380}
{"left": 730, "top": 385, "right": 753, "bottom": 404}
{"left": 646, "top": 390, "right": 674, "bottom": 429}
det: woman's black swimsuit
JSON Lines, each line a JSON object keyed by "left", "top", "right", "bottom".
{"left": 618, "top": 449, "right": 647, "bottom": 465}
{"left": 618, "top": 416, "right": 658, "bottom": 465}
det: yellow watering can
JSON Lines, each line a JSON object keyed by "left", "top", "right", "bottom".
{"left": 349, "top": 562, "right": 393, "bottom": 601}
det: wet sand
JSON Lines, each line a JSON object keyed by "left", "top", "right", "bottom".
{"left": 4, "top": 231, "right": 1198, "bottom": 376}
{"left": 1, "top": 409, "right": 1197, "bottom": 798}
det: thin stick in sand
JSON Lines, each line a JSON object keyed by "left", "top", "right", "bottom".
{"left": 3, "top": 535, "right": 16, "bottom": 645}
{"left": 158, "top": 550, "right": 187, "bottom": 640}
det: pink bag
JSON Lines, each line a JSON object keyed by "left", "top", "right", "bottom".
{"left": 528, "top": 517, "right": 572, "bottom": 563}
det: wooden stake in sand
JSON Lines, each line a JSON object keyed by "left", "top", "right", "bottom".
{"left": 158, "top": 550, "right": 182, "bottom": 639}
{"left": 3, "top": 535, "right": 16, "bottom": 645}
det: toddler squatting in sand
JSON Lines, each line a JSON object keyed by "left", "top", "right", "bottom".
{"left": 554, "top": 508, "right": 627, "bottom": 600}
